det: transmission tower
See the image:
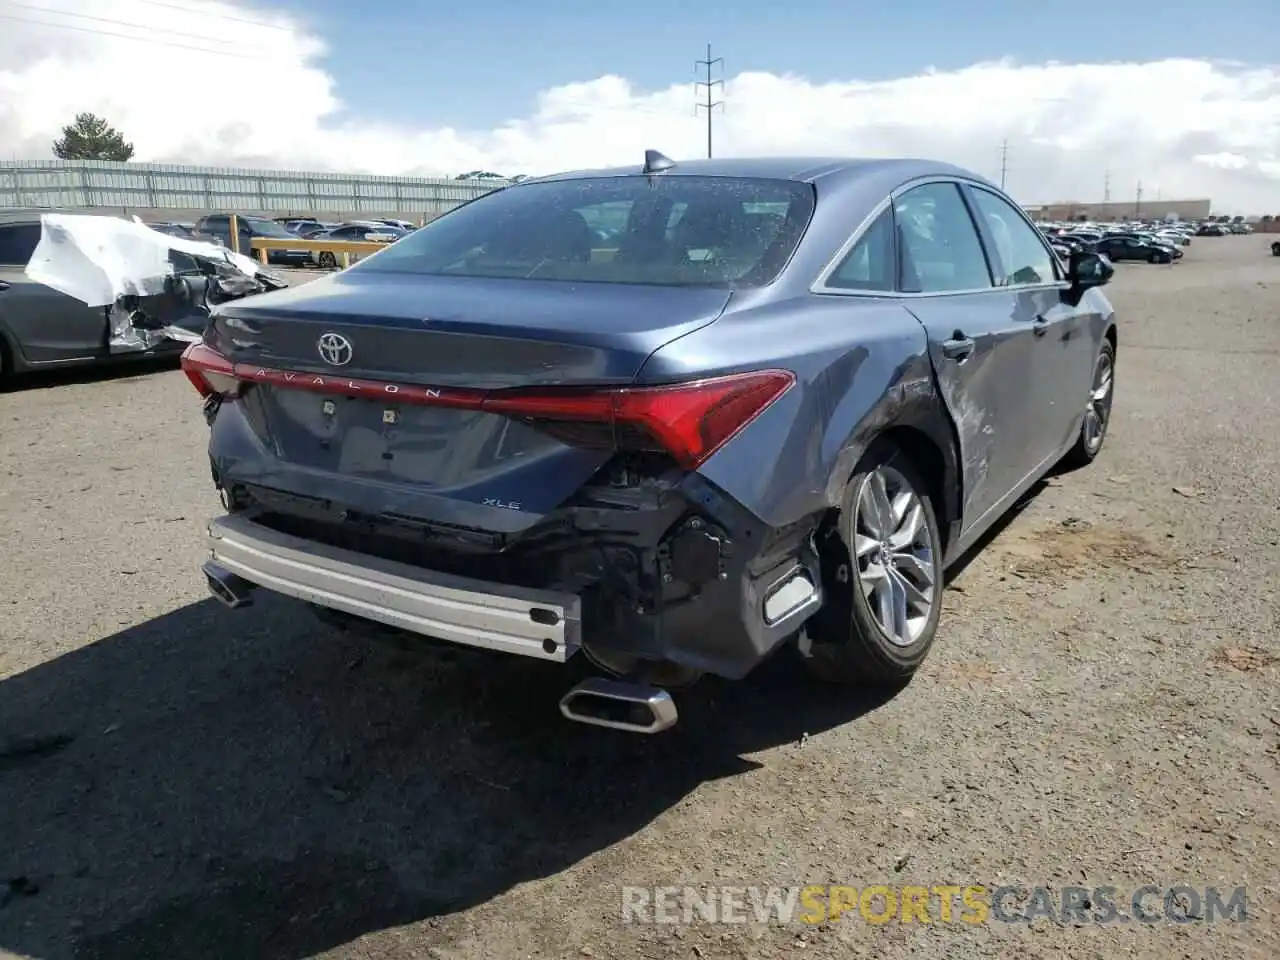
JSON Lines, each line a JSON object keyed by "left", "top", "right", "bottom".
{"left": 695, "top": 44, "right": 724, "bottom": 159}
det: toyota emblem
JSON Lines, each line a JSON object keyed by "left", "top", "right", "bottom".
{"left": 317, "top": 332, "right": 353, "bottom": 366}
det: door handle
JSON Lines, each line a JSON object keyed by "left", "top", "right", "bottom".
{"left": 1032, "top": 314, "right": 1049, "bottom": 337}
{"left": 941, "top": 333, "right": 975, "bottom": 360}
{"left": 0, "top": 280, "right": 10, "bottom": 292}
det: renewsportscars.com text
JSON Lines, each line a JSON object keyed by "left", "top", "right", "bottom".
{"left": 621, "top": 884, "right": 1248, "bottom": 925}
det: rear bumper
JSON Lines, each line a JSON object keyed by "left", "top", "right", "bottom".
{"left": 206, "top": 513, "right": 581, "bottom": 661}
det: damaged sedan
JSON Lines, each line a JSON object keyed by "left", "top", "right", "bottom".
{"left": 1, "top": 211, "right": 285, "bottom": 381}
{"left": 182, "top": 153, "right": 1118, "bottom": 733}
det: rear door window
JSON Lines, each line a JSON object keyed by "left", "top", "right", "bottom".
{"left": 893, "top": 183, "right": 994, "bottom": 293}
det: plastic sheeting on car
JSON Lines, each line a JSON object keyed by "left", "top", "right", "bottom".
{"left": 24, "top": 213, "right": 280, "bottom": 353}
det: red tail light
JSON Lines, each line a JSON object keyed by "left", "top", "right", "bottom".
{"left": 181, "top": 343, "right": 794, "bottom": 469}
{"left": 484, "top": 370, "right": 795, "bottom": 468}
{"left": 181, "top": 343, "right": 239, "bottom": 398}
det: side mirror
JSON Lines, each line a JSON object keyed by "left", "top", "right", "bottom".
{"left": 1069, "top": 251, "right": 1113, "bottom": 289}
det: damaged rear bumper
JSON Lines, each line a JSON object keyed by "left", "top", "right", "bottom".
{"left": 202, "top": 486, "right": 825, "bottom": 680}
{"left": 206, "top": 513, "right": 581, "bottom": 661}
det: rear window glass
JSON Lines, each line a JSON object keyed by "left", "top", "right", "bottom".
{"left": 350, "top": 176, "right": 816, "bottom": 288}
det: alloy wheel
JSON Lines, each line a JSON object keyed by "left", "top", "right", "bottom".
{"left": 1083, "top": 353, "right": 1113, "bottom": 453}
{"left": 852, "top": 466, "right": 937, "bottom": 647}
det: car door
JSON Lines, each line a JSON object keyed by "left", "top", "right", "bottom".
{"left": 0, "top": 221, "right": 109, "bottom": 364}
{"left": 891, "top": 180, "right": 1040, "bottom": 533}
{"left": 964, "top": 184, "right": 1093, "bottom": 466}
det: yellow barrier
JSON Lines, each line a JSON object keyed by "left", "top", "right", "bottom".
{"left": 247, "top": 237, "right": 390, "bottom": 268}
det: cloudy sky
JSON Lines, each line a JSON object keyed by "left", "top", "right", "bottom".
{"left": 2, "top": 0, "right": 1279, "bottom": 212}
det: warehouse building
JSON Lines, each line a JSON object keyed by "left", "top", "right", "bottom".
{"left": 1023, "top": 198, "right": 1212, "bottom": 222}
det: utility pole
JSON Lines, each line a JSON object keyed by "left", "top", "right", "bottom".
{"left": 695, "top": 43, "right": 724, "bottom": 159}
{"left": 999, "top": 139, "right": 1009, "bottom": 191}
{"left": 1135, "top": 180, "right": 1143, "bottom": 218}
{"left": 1103, "top": 169, "right": 1111, "bottom": 202}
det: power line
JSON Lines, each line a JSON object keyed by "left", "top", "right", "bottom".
{"left": 694, "top": 43, "right": 724, "bottom": 159}
{"left": 0, "top": 12, "right": 303, "bottom": 62}
{"left": 7, "top": 2, "right": 270, "bottom": 50}
{"left": 134, "top": 0, "right": 292, "bottom": 30}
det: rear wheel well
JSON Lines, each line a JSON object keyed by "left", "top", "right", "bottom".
{"left": 877, "top": 425, "right": 951, "bottom": 552}
{"left": 816, "top": 425, "right": 954, "bottom": 557}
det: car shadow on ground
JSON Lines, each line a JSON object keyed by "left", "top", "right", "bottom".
{"left": 0, "top": 595, "right": 895, "bottom": 960}
{"left": 1, "top": 356, "right": 179, "bottom": 392}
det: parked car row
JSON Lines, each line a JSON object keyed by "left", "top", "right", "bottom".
{"left": 301, "top": 220, "right": 407, "bottom": 268}
{"left": 1196, "top": 221, "right": 1252, "bottom": 236}
{"left": 168, "top": 215, "right": 420, "bottom": 268}
{"left": 192, "top": 214, "right": 313, "bottom": 266}
{"left": 1037, "top": 221, "right": 1192, "bottom": 266}
{"left": 272, "top": 216, "right": 418, "bottom": 237}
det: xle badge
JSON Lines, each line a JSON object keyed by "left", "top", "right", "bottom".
{"left": 382, "top": 409, "right": 399, "bottom": 425}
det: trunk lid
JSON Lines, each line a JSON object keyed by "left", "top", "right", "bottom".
{"left": 211, "top": 271, "right": 732, "bottom": 387}
{"left": 210, "top": 272, "right": 732, "bottom": 533}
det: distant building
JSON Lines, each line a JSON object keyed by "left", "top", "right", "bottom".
{"left": 1023, "top": 198, "right": 1212, "bottom": 222}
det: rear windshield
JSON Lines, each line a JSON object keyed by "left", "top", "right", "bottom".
{"left": 350, "top": 175, "right": 816, "bottom": 288}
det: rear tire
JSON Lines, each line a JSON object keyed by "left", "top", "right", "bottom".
{"left": 1059, "top": 338, "right": 1115, "bottom": 470}
{"left": 318, "top": 251, "right": 337, "bottom": 269}
{"left": 801, "top": 440, "right": 944, "bottom": 686}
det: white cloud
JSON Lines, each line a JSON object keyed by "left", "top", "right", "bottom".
{"left": 1194, "top": 152, "right": 1251, "bottom": 170}
{"left": 2, "top": 1, "right": 1280, "bottom": 212}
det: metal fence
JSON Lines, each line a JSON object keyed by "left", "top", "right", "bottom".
{"left": 0, "top": 160, "right": 507, "bottom": 220}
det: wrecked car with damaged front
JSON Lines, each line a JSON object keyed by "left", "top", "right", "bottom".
{"left": 2, "top": 212, "right": 286, "bottom": 380}
{"left": 184, "top": 152, "right": 1118, "bottom": 733}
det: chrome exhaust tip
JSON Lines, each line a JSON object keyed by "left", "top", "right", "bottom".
{"left": 558, "top": 677, "right": 678, "bottom": 734}
{"left": 202, "top": 560, "right": 256, "bottom": 610}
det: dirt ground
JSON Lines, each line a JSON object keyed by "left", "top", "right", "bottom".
{"left": 1, "top": 236, "right": 1276, "bottom": 960}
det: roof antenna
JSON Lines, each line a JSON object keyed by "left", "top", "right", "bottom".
{"left": 643, "top": 149, "right": 677, "bottom": 175}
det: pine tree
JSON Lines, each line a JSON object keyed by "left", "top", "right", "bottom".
{"left": 52, "top": 113, "right": 135, "bottom": 161}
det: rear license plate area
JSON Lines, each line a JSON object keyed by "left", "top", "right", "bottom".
{"left": 259, "top": 388, "right": 493, "bottom": 483}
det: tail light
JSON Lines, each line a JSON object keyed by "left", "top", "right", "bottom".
{"left": 181, "top": 343, "right": 240, "bottom": 398}
{"left": 180, "top": 343, "right": 794, "bottom": 469}
{"left": 484, "top": 370, "right": 795, "bottom": 468}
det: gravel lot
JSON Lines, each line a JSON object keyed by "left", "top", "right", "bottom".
{"left": 1, "top": 237, "right": 1276, "bottom": 960}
